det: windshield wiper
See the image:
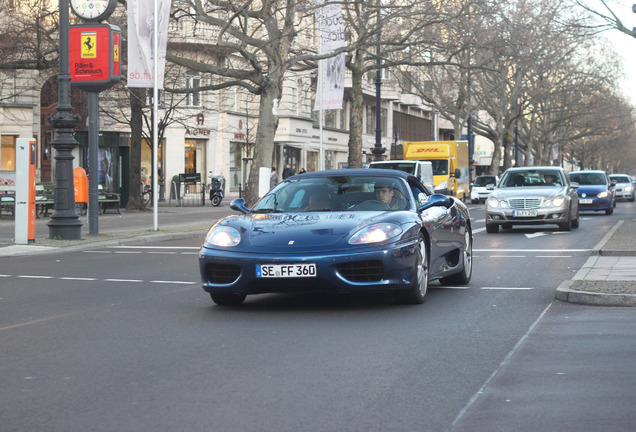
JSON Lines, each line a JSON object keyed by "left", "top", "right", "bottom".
{"left": 251, "top": 208, "right": 283, "bottom": 213}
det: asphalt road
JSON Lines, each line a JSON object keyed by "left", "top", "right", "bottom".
{"left": 0, "top": 201, "right": 634, "bottom": 431}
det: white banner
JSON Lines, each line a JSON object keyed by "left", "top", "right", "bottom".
{"left": 127, "top": 0, "right": 172, "bottom": 88}
{"left": 314, "top": 0, "right": 345, "bottom": 111}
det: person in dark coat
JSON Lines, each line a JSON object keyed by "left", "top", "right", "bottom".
{"left": 282, "top": 164, "right": 294, "bottom": 179}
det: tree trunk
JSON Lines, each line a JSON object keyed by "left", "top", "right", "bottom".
{"left": 347, "top": 58, "right": 364, "bottom": 169}
{"left": 245, "top": 86, "right": 280, "bottom": 206}
{"left": 126, "top": 87, "right": 145, "bottom": 210}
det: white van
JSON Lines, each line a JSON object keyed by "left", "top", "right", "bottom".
{"left": 368, "top": 160, "right": 435, "bottom": 192}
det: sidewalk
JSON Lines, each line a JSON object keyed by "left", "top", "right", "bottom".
{"left": 555, "top": 219, "right": 636, "bottom": 306}
{"left": 0, "top": 196, "right": 237, "bottom": 256}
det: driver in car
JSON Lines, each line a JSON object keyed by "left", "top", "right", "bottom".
{"left": 374, "top": 183, "right": 407, "bottom": 210}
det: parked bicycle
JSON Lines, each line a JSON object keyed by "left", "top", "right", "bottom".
{"left": 141, "top": 182, "right": 151, "bottom": 207}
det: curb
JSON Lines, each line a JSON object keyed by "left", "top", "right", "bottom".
{"left": 555, "top": 280, "right": 636, "bottom": 307}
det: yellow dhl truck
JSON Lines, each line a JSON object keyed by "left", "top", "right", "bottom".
{"left": 402, "top": 140, "right": 470, "bottom": 200}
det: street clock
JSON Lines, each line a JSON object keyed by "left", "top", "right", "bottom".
{"left": 70, "top": 0, "right": 117, "bottom": 22}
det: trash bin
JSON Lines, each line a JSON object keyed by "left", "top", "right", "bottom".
{"left": 74, "top": 167, "right": 88, "bottom": 204}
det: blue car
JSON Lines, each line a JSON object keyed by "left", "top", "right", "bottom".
{"left": 568, "top": 170, "right": 615, "bottom": 215}
{"left": 199, "top": 169, "right": 473, "bottom": 305}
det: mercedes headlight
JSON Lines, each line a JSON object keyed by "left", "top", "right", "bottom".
{"left": 206, "top": 226, "right": 240, "bottom": 247}
{"left": 547, "top": 195, "right": 566, "bottom": 207}
{"left": 349, "top": 223, "right": 402, "bottom": 245}
{"left": 487, "top": 196, "right": 507, "bottom": 208}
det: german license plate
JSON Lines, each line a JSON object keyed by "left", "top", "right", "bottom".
{"left": 512, "top": 210, "right": 537, "bottom": 217}
{"left": 256, "top": 264, "right": 317, "bottom": 278}
{"left": 579, "top": 199, "right": 593, "bottom": 204}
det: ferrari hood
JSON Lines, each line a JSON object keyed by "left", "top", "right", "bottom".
{"left": 212, "top": 211, "right": 395, "bottom": 252}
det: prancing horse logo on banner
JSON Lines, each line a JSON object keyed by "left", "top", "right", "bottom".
{"left": 81, "top": 32, "right": 97, "bottom": 58}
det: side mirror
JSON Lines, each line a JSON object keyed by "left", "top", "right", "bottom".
{"left": 486, "top": 184, "right": 495, "bottom": 190}
{"left": 610, "top": 180, "right": 617, "bottom": 187}
{"left": 452, "top": 168, "right": 461, "bottom": 178}
{"left": 418, "top": 193, "right": 453, "bottom": 211}
{"left": 569, "top": 181, "right": 579, "bottom": 189}
{"left": 230, "top": 198, "right": 250, "bottom": 214}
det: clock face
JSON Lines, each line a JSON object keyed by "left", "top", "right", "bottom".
{"left": 70, "top": 0, "right": 116, "bottom": 21}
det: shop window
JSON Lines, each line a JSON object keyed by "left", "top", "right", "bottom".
{"left": 1, "top": 135, "right": 16, "bottom": 171}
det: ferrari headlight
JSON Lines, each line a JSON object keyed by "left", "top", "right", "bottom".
{"left": 207, "top": 226, "right": 240, "bottom": 247}
{"left": 349, "top": 223, "right": 402, "bottom": 245}
{"left": 597, "top": 191, "right": 609, "bottom": 198}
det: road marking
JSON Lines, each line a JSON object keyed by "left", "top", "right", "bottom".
{"left": 150, "top": 280, "right": 197, "bottom": 285}
{"left": 60, "top": 277, "right": 98, "bottom": 281}
{"left": 108, "top": 246, "right": 200, "bottom": 250}
{"left": 481, "top": 286, "right": 533, "bottom": 290}
{"left": 104, "top": 278, "right": 143, "bottom": 283}
{"left": 114, "top": 251, "right": 142, "bottom": 254}
{"left": 84, "top": 250, "right": 111, "bottom": 254}
{"left": 474, "top": 249, "right": 590, "bottom": 252}
{"left": 536, "top": 255, "right": 572, "bottom": 258}
{"left": 489, "top": 255, "right": 526, "bottom": 258}
{"left": 17, "top": 275, "right": 54, "bottom": 279}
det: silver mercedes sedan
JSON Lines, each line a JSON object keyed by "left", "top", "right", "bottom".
{"left": 485, "top": 166, "right": 580, "bottom": 233}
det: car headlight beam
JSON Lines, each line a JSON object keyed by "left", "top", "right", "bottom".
{"left": 349, "top": 223, "right": 402, "bottom": 245}
{"left": 207, "top": 226, "right": 241, "bottom": 247}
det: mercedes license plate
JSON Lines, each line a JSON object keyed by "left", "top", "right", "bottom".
{"left": 513, "top": 210, "right": 538, "bottom": 217}
{"left": 256, "top": 264, "right": 317, "bottom": 278}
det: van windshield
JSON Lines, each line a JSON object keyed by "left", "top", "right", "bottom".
{"left": 370, "top": 163, "right": 415, "bottom": 174}
{"left": 422, "top": 160, "right": 448, "bottom": 176}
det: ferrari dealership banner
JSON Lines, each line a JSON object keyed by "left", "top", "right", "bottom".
{"left": 314, "top": 0, "right": 345, "bottom": 111}
{"left": 127, "top": 0, "right": 172, "bottom": 88}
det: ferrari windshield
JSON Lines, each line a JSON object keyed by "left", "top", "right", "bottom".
{"left": 253, "top": 175, "right": 411, "bottom": 212}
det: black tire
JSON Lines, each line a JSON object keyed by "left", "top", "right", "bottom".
{"left": 558, "top": 219, "right": 572, "bottom": 231}
{"left": 210, "top": 292, "right": 246, "bottom": 306}
{"left": 630, "top": 195, "right": 635, "bottom": 202}
{"left": 211, "top": 196, "right": 222, "bottom": 206}
{"left": 605, "top": 206, "right": 613, "bottom": 215}
{"left": 571, "top": 209, "right": 580, "bottom": 228}
{"left": 440, "top": 228, "right": 472, "bottom": 285}
{"left": 396, "top": 234, "right": 428, "bottom": 304}
{"left": 486, "top": 223, "right": 499, "bottom": 233}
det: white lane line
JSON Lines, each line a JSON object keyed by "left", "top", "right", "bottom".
{"left": 473, "top": 227, "right": 486, "bottom": 234}
{"left": 489, "top": 255, "right": 526, "bottom": 258}
{"left": 481, "top": 286, "right": 533, "bottom": 290}
{"left": 84, "top": 250, "right": 112, "bottom": 254}
{"left": 148, "top": 251, "right": 178, "bottom": 255}
{"left": 435, "top": 286, "right": 471, "bottom": 289}
{"left": 474, "top": 249, "right": 590, "bottom": 252}
{"left": 17, "top": 275, "right": 54, "bottom": 279}
{"left": 60, "top": 277, "right": 98, "bottom": 281}
{"left": 114, "top": 251, "right": 142, "bottom": 254}
{"left": 150, "top": 280, "right": 197, "bottom": 285}
{"left": 536, "top": 255, "right": 572, "bottom": 258}
{"left": 108, "top": 246, "right": 200, "bottom": 250}
{"left": 104, "top": 278, "right": 143, "bottom": 283}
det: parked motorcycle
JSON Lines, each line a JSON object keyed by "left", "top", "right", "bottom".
{"left": 209, "top": 174, "right": 225, "bottom": 207}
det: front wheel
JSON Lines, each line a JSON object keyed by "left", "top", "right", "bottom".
{"left": 396, "top": 234, "right": 428, "bottom": 305}
{"left": 486, "top": 223, "right": 499, "bottom": 233}
{"left": 211, "top": 195, "right": 222, "bottom": 206}
{"left": 605, "top": 206, "right": 614, "bottom": 215}
{"left": 440, "top": 228, "right": 472, "bottom": 285}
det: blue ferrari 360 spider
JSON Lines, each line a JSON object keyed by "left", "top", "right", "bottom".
{"left": 198, "top": 169, "right": 473, "bottom": 305}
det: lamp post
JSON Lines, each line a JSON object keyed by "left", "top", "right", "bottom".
{"left": 48, "top": 0, "right": 82, "bottom": 239}
{"left": 371, "top": 3, "right": 385, "bottom": 161}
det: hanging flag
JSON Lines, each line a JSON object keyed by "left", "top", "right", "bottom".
{"left": 314, "top": 0, "right": 345, "bottom": 111}
{"left": 127, "top": 0, "right": 172, "bottom": 88}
